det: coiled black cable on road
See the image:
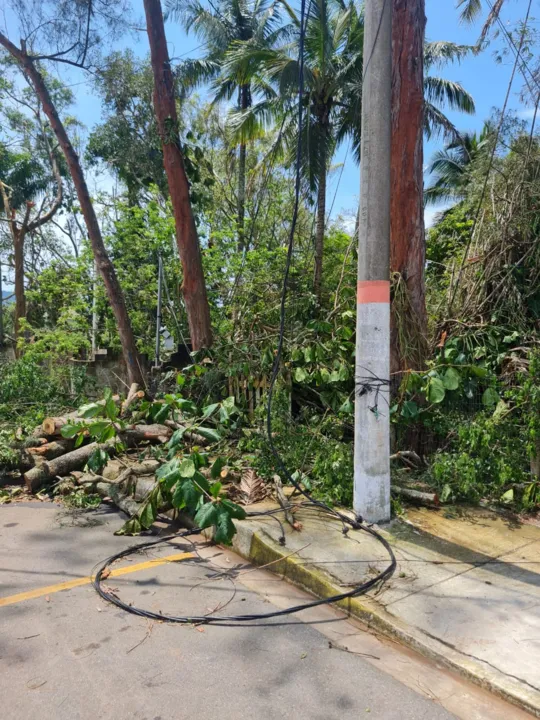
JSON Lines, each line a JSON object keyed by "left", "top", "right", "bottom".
{"left": 92, "top": 0, "right": 396, "bottom": 623}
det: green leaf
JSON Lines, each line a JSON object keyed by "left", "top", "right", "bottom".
{"left": 115, "top": 517, "right": 142, "bottom": 536}
{"left": 79, "top": 402, "right": 102, "bottom": 419}
{"left": 442, "top": 367, "right": 460, "bottom": 390}
{"left": 214, "top": 506, "right": 236, "bottom": 545}
{"left": 75, "top": 432, "right": 85, "bottom": 448}
{"left": 401, "top": 400, "right": 419, "bottom": 418}
{"left": 177, "top": 398, "right": 197, "bottom": 413}
{"left": 210, "top": 456, "right": 226, "bottom": 479}
{"left": 209, "top": 481, "right": 222, "bottom": 498}
{"left": 178, "top": 457, "right": 196, "bottom": 478}
{"left": 88, "top": 421, "right": 110, "bottom": 437}
{"left": 153, "top": 403, "right": 170, "bottom": 423}
{"left": 86, "top": 448, "right": 109, "bottom": 473}
{"left": 500, "top": 488, "right": 514, "bottom": 504}
{"left": 440, "top": 484, "right": 452, "bottom": 503}
{"left": 194, "top": 501, "right": 218, "bottom": 529}
{"left": 482, "top": 388, "right": 500, "bottom": 407}
{"left": 427, "top": 377, "right": 446, "bottom": 404}
{"left": 104, "top": 389, "right": 118, "bottom": 420}
{"left": 294, "top": 367, "right": 307, "bottom": 382}
{"left": 173, "top": 478, "right": 201, "bottom": 510}
{"left": 220, "top": 498, "right": 246, "bottom": 520}
{"left": 470, "top": 365, "right": 488, "bottom": 378}
{"left": 140, "top": 497, "right": 157, "bottom": 528}
{"left": 339, "top": 398, "right": 353, "bottom": 413}
{"left": 202, "top": 402, "right": 219, "bottom": 419}
{"left": 222, "top": 396, "right": 236, "bottom": 414}
{"left": 191, "top": 471, "right": 210, "bottom": 496}
{"left": 61, "top": 423, "right": 82, "bottom": 438}
{"left": 195, "top": 427, "right": 221, "bottom": 443}
{"left": 156, "top": 458, "right": 181, "bottom": 489}
{"left": 168, "top": 426, "right": 186, "bottom": 448}
{"left": 176, "top": 373, "right": 186, "bottom": 387}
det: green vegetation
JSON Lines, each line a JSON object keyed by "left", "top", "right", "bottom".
{"left": 0, "top": 0, "right": 539, "bottom": 527}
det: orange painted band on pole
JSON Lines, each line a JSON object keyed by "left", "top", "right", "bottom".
{"left": 357, "top": 280, "right": 390, "bottom": 304}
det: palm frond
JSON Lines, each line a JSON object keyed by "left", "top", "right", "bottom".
{"left": 424, "top": 76, "right": 475, "bottom": 114}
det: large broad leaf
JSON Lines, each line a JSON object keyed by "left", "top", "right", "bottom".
{"left": 220, "top": 498, "right": 246, "bottom": 520}
{"left": 61, "top": 423, "right": 84, "bottom": 438}
{"left": 78, "top": 402, "right": 103, "bottom": 419}
{"left": 104, "top": 388, "right": 118, "bottom": 421}
{"left": 442, "top": 367, "right": 460, "bottom": 390}
{"left": 86, "top": 448, "right": 109, "bottom": 473}
{"left": 139, "top": 496, "right": 158, "bottom": 529}
{"left": 401, "top": 400, "right": 419, "bottom": 418}
{"left": 294, "top": 367, "right": 307, "bottom": 382}
{"left": 210, "top": 456, "right": 226, "bottom": 479}
{"left": 156, "top": 458, "right": 181, "bottom": 489}
{"left": 194, "top": 501, "right": 218, "bottom": 529}
{"left": 209, "top": 481, "right": 222, "bottom": 499}
{"left": 214, "top": 506, "right": 236, "bottom": 545}
{"left": 178, "top": 457, "right": 196, "bottom": 478}
{"left": 115, "top": 517, "right": 142, "bottom": 536}
{"left": 202, "top": 403, "right": 219, "bottom": 419}
{"left": 482, "top": 387, "right": 500, "bottom": 407}
{"left": 427, "top": 377, "right": 446, "bottom": 403}
{"left": 195, "top": 427, "right": 221, "bottom": 443}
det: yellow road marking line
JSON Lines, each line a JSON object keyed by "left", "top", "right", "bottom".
{"left": 0, "top": 552, "right": 194, "bottom": 608}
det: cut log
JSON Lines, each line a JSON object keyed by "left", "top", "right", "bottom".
{"left": 24, "top": 441, "right": 115, "bottom": 492}
{"left": 120, "top": 424, "right": 172, "bottom": 445}
{"left": 41, "top": 413, "right": 81, "bottom": 437}
{"left": 95, "top": 481, "right": 141, "bottom": 517}
{"left": 392, "top": 485, "right": 440, "bottom": 507}
{"left": 42, "top": 395, "right": 120, "bottom": 436}
{"left": 28, "top": 439, "right": 75, "bottom": 460}
{"left": 121, "top": 384, "right": 145, "bottom": 416}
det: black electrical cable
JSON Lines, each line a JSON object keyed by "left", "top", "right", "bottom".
{"left": 92, "top": 0, "right": 396, "bottom": 623}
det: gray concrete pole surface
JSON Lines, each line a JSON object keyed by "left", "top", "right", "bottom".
{"left": 354, "top": 0, "right": 392, "bottom": 523}
{"left": 154, "top": 252, "right": 163, "bottom": 368}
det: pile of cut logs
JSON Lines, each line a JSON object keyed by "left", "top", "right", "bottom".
{"left": 13, "top": 385, "right": 179, "bottom": 495}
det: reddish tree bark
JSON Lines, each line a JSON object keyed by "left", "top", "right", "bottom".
{"left": 143, "top": 0, "right": 213, "bottom": 350}
{"left": 0, "top": 31, "right": 145, "bottom": 386}
{"left": 390, "top": 0, "right": 427, "bottom": 372}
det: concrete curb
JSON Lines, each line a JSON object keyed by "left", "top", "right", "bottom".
{"left": 231, "top": 519, "right": 540, "bottom": 718}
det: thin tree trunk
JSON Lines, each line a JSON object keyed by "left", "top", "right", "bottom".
{"left": 13, "top": 231, "right": 26, "bottom": 344}
{"left": 237, "top": 84, "right": 250, "bottom": 250}
{"left": 313, "top": 158, "right": 327, "bottom": 304}
{"left": 390, "top": 0, "right": 427, "bottom": 373}
{"left": 0, "top": 32, "right": 145, "bottom": 386}
{"left": 143, "top": 0, "right": 213, "bottom": 350}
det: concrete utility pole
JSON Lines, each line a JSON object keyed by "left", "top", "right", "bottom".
{"left": 154, "top": 252, "right": 163, "bottom": 369}
{"left": 0, "top": 261, "right": 4, "bottom": 347}
{"left": 354, "top": 0, "right": 392, "bottom": 523}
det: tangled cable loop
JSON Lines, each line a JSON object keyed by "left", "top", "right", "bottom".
{"left": 355, "top": 366, "right": 391, "bottom": 417}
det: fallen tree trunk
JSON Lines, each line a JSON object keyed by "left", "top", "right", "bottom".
{"left": 392, "top": 485, "right": 440, "bottom": 507}
{"left": 120, "top": 424, "right": 172, "bottom": 445}
{"left": 42, "top": 396, "right": 121, "bottom": 436}
{"left": 28, "top": 439, "right": 74, "bottom": 460}
{"left": 94, "top": 481, "right": 141, "bottom": 518}
{"left": 24, "top": 441, "right": 115, "bottom": 492}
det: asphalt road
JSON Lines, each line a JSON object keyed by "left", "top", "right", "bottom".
{"left": 0, "top": 503, "right": 531, "bottom": 720}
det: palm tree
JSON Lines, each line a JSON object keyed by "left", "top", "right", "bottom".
{"left": 424, "top": 41, "right": 476, "bottom": 139}
{"left": 225, "top": 0, "right": 364, "bottom": 302}
{"left": 166, "top": 0, "right": 288, "bottom": 247}
{"left": 425, "top": 125, "right": 491, "bottom": 206}
{"left": 456, "top": 0, "right": 505, "bottom": 47}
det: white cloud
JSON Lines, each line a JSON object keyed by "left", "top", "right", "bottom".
{"left": 425, "top": 204, "right": 448, "bottom": 228}
{"left": 518, "top": 107, "right": 538, "bottom": 120}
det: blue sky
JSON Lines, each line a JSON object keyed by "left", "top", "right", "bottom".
{"left": 2, "top": 0, "right": 538, "bottom": 224}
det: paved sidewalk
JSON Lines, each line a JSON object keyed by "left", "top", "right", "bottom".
{"left": 230, "top": 502, "right": 540, "bottom": 717}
